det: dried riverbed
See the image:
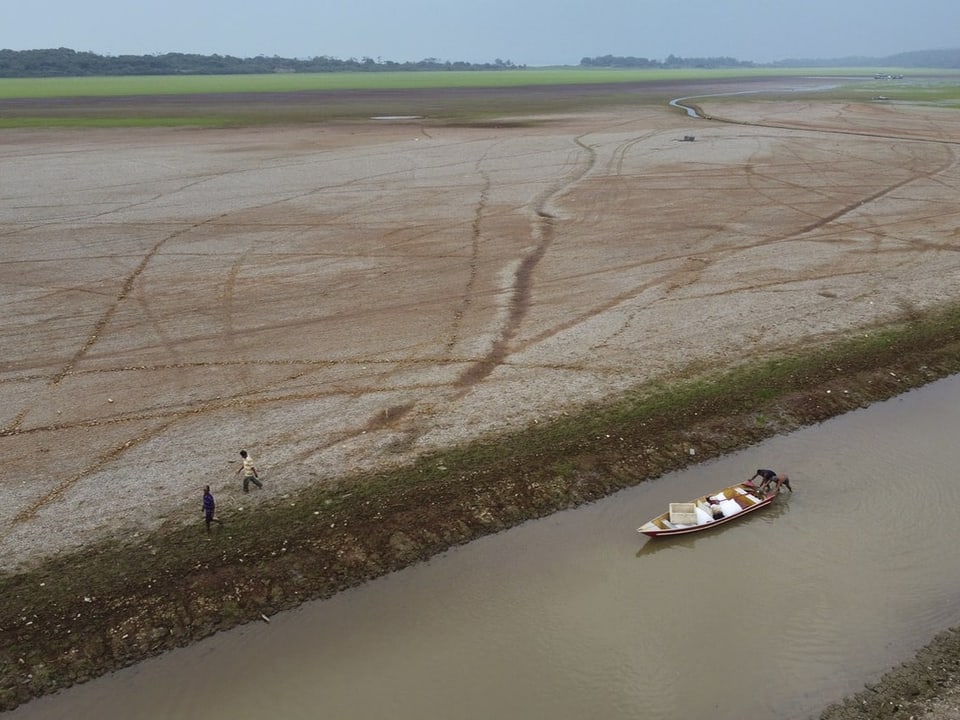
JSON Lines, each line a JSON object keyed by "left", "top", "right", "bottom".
{"left": 3, "top": 79, "right": 960, "bottom": 716}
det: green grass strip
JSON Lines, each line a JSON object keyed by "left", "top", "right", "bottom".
{"left": 0, "top": 116, "right": 234, "bottom": 128}
{"left": 2, "top": 67, "right": 952, "bottom": 99}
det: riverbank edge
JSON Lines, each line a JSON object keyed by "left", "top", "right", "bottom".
{"left": 3, "top": 303, "right": 960, "bottom": 713}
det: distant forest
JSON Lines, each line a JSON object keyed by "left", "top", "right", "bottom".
{"left": 583, "top": 48, "right": 960, "bottom": 69}
{"left": 580, "top": 54, "right": 753, "bottom": 69}
{"left": 0, "top": 48, "right": 523, "bottom": 78}
{"left": 1, "top": 46, "right": 958, "bottom": 78}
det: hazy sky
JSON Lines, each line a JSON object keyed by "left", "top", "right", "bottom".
{"left": 3, "top": 1, "right": 957, "bottom": 66}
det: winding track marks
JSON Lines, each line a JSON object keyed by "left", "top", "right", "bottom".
{"left": 503, "top": 102, "right": 960, "bottom": 361}
{"left": 6, "top": 214, "right": 229, "bottom": 520}
{"left": 455, "top": 132, "right": 598, "bottom": 389}
{"left": 3, "top": 219, "right": 209, "bottom": 435}
{"left": 4, "top": 95, "right": 960, "bottom": 551}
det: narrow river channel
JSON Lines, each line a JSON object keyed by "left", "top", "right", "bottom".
{"left": 8, "top": 375, "right": 960, "bottom": 720}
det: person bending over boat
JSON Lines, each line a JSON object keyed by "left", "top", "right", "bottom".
{"left": 747, "top": 469, "right": 792, "bottom": 494}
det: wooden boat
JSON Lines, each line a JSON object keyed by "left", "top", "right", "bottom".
{"left": 637, "top": 482, "right": 776, "bottom": 537}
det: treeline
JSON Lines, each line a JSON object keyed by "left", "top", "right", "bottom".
{"left": 4, "top": 47, "right": 957, "bottom": 78}
{"left": 582, "top": 48, "right": 960, "bottom": 70}
{"left": 0, "top": 47, "right": 523, "bottom": 78}
{"left": 580, "top": 54, "right": 753, "bottom": 69}
{"left": 773, "top": 48, "right": 960, "bottom": 68}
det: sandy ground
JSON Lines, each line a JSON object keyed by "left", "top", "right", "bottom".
{"left": 2, "top": 97, "right": 960, "bottom": 576}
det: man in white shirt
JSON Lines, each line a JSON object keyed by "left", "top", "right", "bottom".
{"left": 236, "top": 449, "right": 263, "bottom": 492}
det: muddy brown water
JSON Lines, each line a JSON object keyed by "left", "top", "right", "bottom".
{"left": 8, "top": 376, "right": 960, "bottom": 720}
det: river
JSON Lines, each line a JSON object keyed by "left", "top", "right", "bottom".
{"left": 7, "top": 375, "right": 960, "bottom": 720}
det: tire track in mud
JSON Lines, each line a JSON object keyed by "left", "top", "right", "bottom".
{"left": 443, "top": 153, "right": 492, "bottom": 356}
{"left": 132, "top": 140, "right": 490, "bottom": 458}
{"left": 686, "top": 105, "right": 960, "bottom": 253}
{"left": 446, "top": 124, "right": 722, "bottom": 361}
{"left": 2, "top": 221, "right": 206, "bottom": 436}
{"left": 705, "top": 102, "right": 960, "bottom": 245}
{"left": 781, "top": 144, "right": 957, "bottom": 239}
{"left": 49, "top": 223, "right": 199, "bottom": 387}
{"left": 699, "top": 103, "right": 960, "bottom": 148}
{"left": 282, "top": 133, "right": 602, "bottom": 449}
{"left": 285, "top": 140, "right": 499, "bottom": 450}
{"left": 312, "top": 143, "right": 500, "bottom": 455}
{"left": 12, "top": 419, "right": 178, "bottom": 523}
{"left": 451, "top": 124, "right": 725, "bottom": 382}
{"left": 259, "top": 135, "right": 586, "bottom": 453}
{"left": 453, "top": 134, "right": 598, "bottom": 390}
{"left": 2, "top": 168, "right": 235, "bottom": 440}
{"left": 605, "top": 131, "right": 659, "bottom": 177}
{"left": 3, "top": 348, "right": 641, "bottom": 429}
{"left": 5, "top": 213, "right": 230, "bottom": 520}
{"left": 236, "top": 135, "right": 590, "bottom": 454}
{"left": 501, "top": 112, "right": 960, "bottom": 360}
{"left": 219, "top": 251, "right": 255, "bottom": 392}
{"left": 521, "top": 126, "right": 764, "bottom": 353}
{"left": 0, "top": 172, "right": 221, "bottom": 241}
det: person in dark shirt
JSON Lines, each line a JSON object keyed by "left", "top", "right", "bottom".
{"left": 203, "top": 485, "right": 221, "bottom": 532}
{"left": 747, "top": 469, "right": 792, "bottom": 494}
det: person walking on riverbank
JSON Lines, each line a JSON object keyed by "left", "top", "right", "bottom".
{"left": 236, "top": 449, "right": 262, "bottom": 492}
{"left": 203, "top": 485, "right": 221, "bottom": 532}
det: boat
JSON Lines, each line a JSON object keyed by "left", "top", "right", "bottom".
{"left": 637, "top": 482, "right": 777, "bottom": 537}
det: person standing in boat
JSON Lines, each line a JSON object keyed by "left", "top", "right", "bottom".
{"left": 747, "top": 468, "right": 792, "bottom": 494}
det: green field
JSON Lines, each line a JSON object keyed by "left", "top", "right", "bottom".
{"left": 0, "top": 67, "right": 940, "bottom": 99}
{"left": 0, "top": 68, "right": 955, "bottom": 129}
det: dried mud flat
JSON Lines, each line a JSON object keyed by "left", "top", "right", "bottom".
{"left": 3, "top": 81, "right": 960, "bottom": 715}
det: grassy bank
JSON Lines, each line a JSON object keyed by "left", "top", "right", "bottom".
{"left": 3, "top": 301, "right": 960, "bottom": 711}
{"left": 0, "top": 67, "right": 907, "bottom": 100}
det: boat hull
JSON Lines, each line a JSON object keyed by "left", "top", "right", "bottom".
{"left": 637, "top": 482, "right": 776, "bottom": 537}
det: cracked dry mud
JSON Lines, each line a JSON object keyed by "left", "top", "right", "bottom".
{"left": 3, "top": 85, "right": 960, "bottom": 716}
